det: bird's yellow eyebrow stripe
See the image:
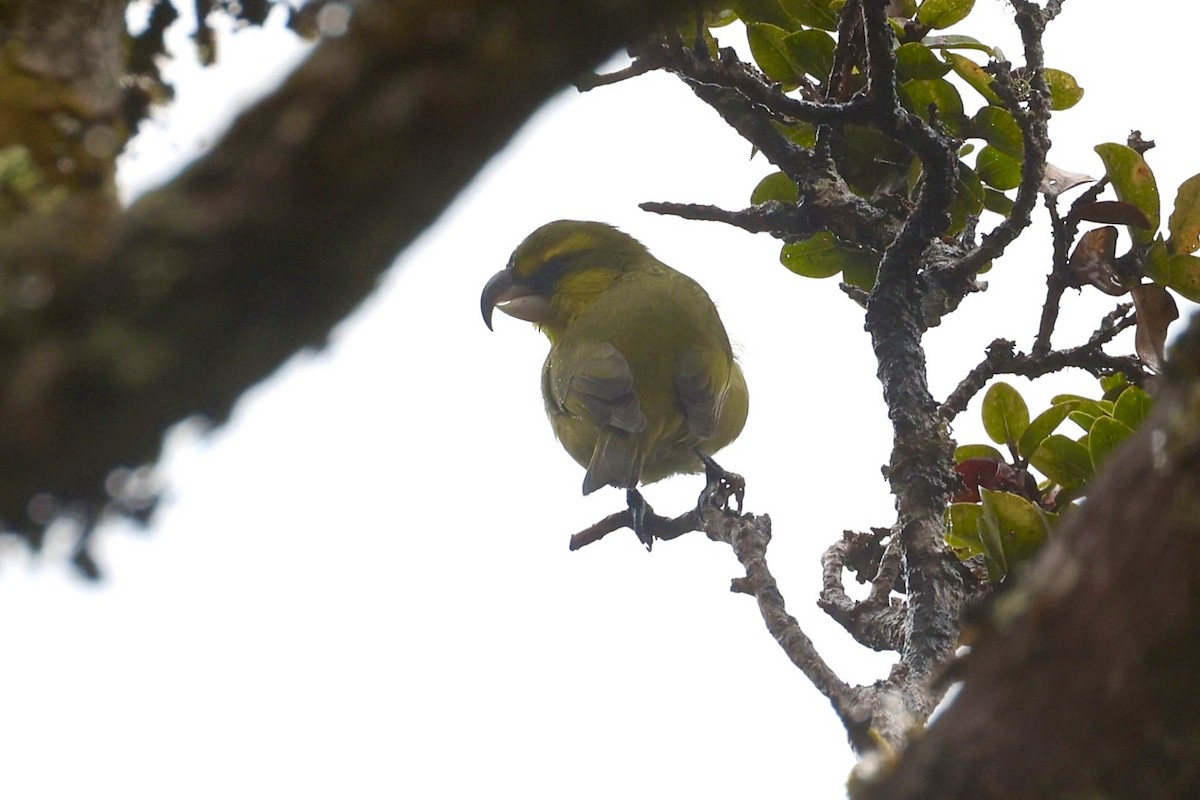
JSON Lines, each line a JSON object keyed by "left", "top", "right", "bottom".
{"left": 514, "top": 231, "right": 598, "bottom": 278}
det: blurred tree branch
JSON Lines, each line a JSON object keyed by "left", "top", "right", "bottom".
{"left": 0, "top": 0, "right": 705, "bottom": 552}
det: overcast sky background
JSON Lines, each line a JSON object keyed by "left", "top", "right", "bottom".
{"left": 1, "top": 2, "right": 1195, "bottom": 797}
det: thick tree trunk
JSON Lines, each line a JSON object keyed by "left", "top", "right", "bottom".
{"left": 863, "top": 318, "right": 1200, "bottom": 798}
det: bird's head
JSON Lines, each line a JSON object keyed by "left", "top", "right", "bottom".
{"left": 481, "top": 220, "right": 651, "bottom": 342}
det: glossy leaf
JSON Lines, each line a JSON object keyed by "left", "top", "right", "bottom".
{"left": 780, "top": 231, "right": 878, "bottom": 279}
{"left": 1088, "top": 415, "right": 1134, "bottom": 472}
{"left": 783, "top": 28, "right": 836, "bottom": 81}
{"left": 955, "top": 443, "right": 1006, "bottom": 462}
{"left": 981, "top": 488, "right": 1052, "bottom": 574}
{"left": 747, "top": 23, "right": 799, "bottom": 84}
{"left": 917, "top": 0, "right": 975, "bottom": 29}
{"left": 1044, "top": 68, "right": 1084, "bottom": 110}
{"left": 889, "top": 0, "right": 919, "bottom": 17}
{"left": 946, "top": 52, "right": 1000, "bottom": 104}
{"left": 751, "top": 171, "right": 800, "bottom": 205}
{"left": 780, "top": 0, "right": 839, "bottom": 30}
{"left": 982, "top": 381, "right": 1029, "bottom": 447}
{"left": 947, "top": 502, "right": 987, "bottom": 557}
{"left": 1094, "top": 143, "right": 1160, "bottom": 244}
{"left": 977, "top": 145, "right": 1021, "bottom": 190}
{"left": 1131, "top": 282, "right": 1179, "bottom": 372}
{"left": 1113, "top": 385, "right": 1153, "bottom": 429}
{"left": 923, "top": 34, "right": 995, "bottom": 56}
{"left": 1017, "top": 402, "right": 1077, "bottom": 459}
{"left": 1029, "top": 434, "right": 1093, "bottom": 488}
{"left": 896, "top": 42, "right": 953, "bottom": 80}
{"left": 984, "top": 187, "right": 1014, "bottom": 216}
{"left": 969, "top": 107, "right": 1023, "bottom": 158}
{"left": 732, "top": 0, "right": 794, "bottom": 26}
{"left": 1145, "top": 239, "right": 1200, "bottom": 302}
{"left": 1167, "top": 172, "right": 1200, "bottom": 255}
{"left": 901, "top": 78, "right": 966, "bottom": 135}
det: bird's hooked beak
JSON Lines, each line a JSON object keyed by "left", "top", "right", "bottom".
{"left": 481, "top": 269, "right": 553, "bottom": 330}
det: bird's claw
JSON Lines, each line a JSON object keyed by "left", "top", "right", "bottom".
{"left": 697, "top": 451, "right": 745, "bottom": 515}
{"left": 627, "top": 488, "right": 654, "bottom": 551}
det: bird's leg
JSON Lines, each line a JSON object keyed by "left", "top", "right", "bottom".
{"left": 626, "top": 488, "right": 654, "bottom": 551}
{"left": 696, "top": 450, "right": 745, "bottom": 515}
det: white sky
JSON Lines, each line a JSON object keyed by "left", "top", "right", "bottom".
{"left": 1, "top": 2, "right": 1195, "bottom": 797}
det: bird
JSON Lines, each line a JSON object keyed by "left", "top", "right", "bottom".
{"left": 481, "top": 220, "right": 748, "bottom": 548}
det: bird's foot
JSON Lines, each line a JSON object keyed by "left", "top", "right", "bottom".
{"left": 626, "top": 488, "right": 654, "bottom": 551}
{"left": 696, "top": 451, "right": 745, "bottom": 515}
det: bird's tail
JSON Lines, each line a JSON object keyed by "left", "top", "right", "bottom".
{"left": 582, "top": 430, "right": 640, "bottom": 495}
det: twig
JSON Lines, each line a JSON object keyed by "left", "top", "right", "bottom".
{"left": 819, "top": 530, "right": 907, "bottom": 652}
{"left": 638, "top": 200, "right": 823, "bottom": 238}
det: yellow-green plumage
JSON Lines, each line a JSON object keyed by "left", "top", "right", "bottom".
{"left": 482, "top": 220, "right": 748, "bottom": 495}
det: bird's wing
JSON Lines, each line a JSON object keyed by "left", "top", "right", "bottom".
{"left": 674, "top": 348, "right": 730, "bottom": 440}
{"left": 551, "top": 341, "right": 646, "bottom": 434}
{"left": 548, "top": 342, "right": 647, "bottom": 494}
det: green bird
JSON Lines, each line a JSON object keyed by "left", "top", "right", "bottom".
{"left": 481, "top": 220, "right": 748, "bottom": 547}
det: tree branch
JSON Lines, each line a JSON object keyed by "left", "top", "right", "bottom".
{"left": 0, "top": 0, "right": 709, "bottom": 552}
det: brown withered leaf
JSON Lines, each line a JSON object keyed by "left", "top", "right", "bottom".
{"left": 1069, "top": 226, "right": 1126, "bottom": 295}
{"left": 1070, "top": 200, "right": 1154, "bottom": 229}
{"left": 1131, "top": 282, "right": 1179, "bottom": 372}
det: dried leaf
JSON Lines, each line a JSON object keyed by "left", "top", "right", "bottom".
{"left": 1131, "top": 283, "right": 1179, "bottom": 372}
{"left": 1040, "top": 163, "right": 1095, "bottom": 197}
{"left": 1068, "top": 226, "right": 1126, "bottom": 295}
{"left": 1070, "top": 200, "right": 1153, "bottom": 229}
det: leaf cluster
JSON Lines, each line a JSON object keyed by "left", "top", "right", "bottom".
{"left": 949, "top": 377, "right": 1151, "bottom": 580}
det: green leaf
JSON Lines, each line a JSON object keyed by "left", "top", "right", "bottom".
{"left": 945, "top": 52, "right": 1000, "bottom": 104}
{"left": 947, "top": 502, "right": 986, "bottom": 557}
{"left": 900, "top": 78, "right": 967, "bottom": 135}
{"left": 955, "top": 443, "right": 1005, "bottom": 462}
{"left": 779, "top": 0, "right": 839, "bottom": 30}
{"left": 780, "top": 231, "right": 879, "bottom": 279}
{"left": 1167, "top": 173, "right": 1200, "bottom": 255}
{"left": 841, "top": 255, "right": 880, "bottom": 290}
{"left": 832, "top": 124, "right": 914, "bottom": 199}
{"left": 896, "top": 43, "right": 953, "bottom": 81}
{"left": 1088, "top": 415, "right": 1134, "bottom": 471}
{"left": 916, "top": 0, "right": 976, "bottom": 29}
{"left": 976, "top": 145, "right": 1022, "bottom": 191}
{"left": 1044, "top": 68, "right": 1084, "bottom": 110}
{"left": 983, "top": 187, "right": 1014, "bottom": 216}
{"left": 923, "top": 34, "right": 995, "bottom": 57}
{"left": 1050, "top": 395, "right": 1114, "bottom": 417}
{"left": 774, "top": 119, "right": 818, "bottom": 148}
{"left": 732, "top": 0, "right": 795, "bottom": 26}
{"left": 751, "top": 171, "right": 800, "bottom": 205}
{"left": 946, "top": 161, "right": 985, "bottom": 236}
{"left": 1113, "top": 385, "right": 1152, "bottom": 430}
{"left": 783, "top": 28, "right": 837, "bottom": 81}
{"left": 1094, "top": 143, "right": 1161, "bottom": 244}
{"left": 980, "top": 488, "right": 1052, "bottom": 573}
{"left": 982, "top": 382, "right": 1029, "bottom": 447}
{"left": 969, "top": 107, "right": 1024, "bottom": 158}
{"left": 747, "top": 23, "right": 799, "bottom": 84}
{"left": 1158, "top": 253, "right": 1200, "bottom": 302}
{"left": 1017, "top": 402, "right": 1077, "bottom": 459}
{"left": 1029, "top": 434, "right": 1093, "bottom": 488}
